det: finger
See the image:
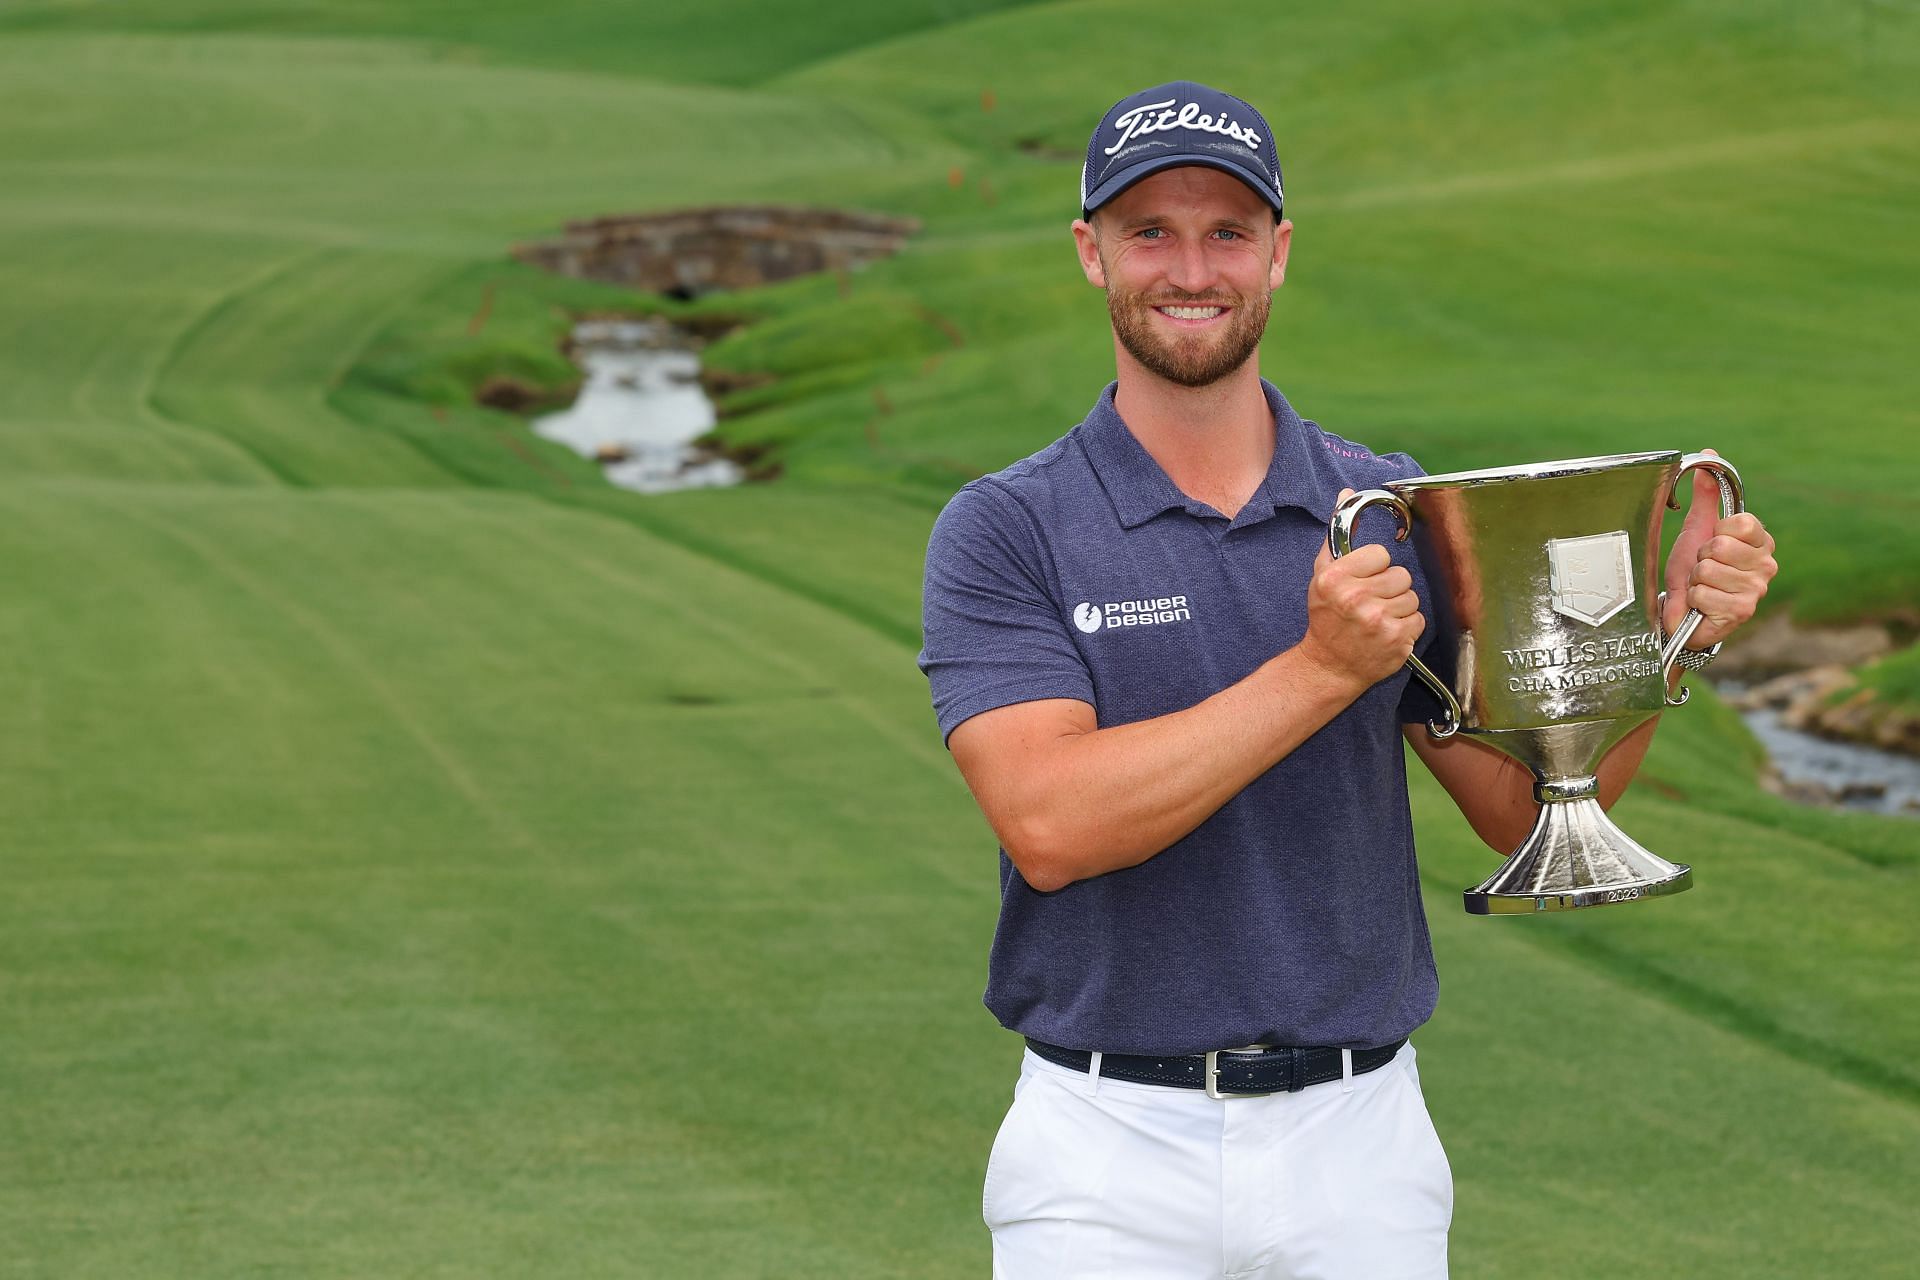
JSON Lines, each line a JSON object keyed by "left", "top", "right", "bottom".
{"left": 1714, "top": 512, "right": 1772, "bottom": 550}
{"left": 1684, "top": 582, "right": 1756, "bottom": 627}
{"left": 1337, "top": 487, "right": 1355, "bottom": 505}
{"left": 1334, "top": 543, "right": 1394, "bottom": 577}
{"left": 1690, "top": 556, "right": 1767, "bottom": 596}
{"left": 1370, "top": 565, "right": 1415, "bottom": 598}
{"left": 1698, "top": 531, "right": 1775, "bottom": 571}
{"left": 1383, "top": 590, "right": 1423, "bottom": 619}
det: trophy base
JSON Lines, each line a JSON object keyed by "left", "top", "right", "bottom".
{"left": 1463, "top": 795, "right": 1693, "bottom": 915}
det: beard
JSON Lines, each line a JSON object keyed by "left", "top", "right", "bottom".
{"left": 1105, "top": 275, "right": 1271, "bottom": 388}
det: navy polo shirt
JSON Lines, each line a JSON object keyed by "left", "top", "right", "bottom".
{"left": 918, "top": 379, "right": 1445, "bottom": 1056}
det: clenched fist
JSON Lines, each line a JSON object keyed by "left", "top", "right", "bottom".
{"left": 1661, "top": 450, "right": 1778, "bottom": 650}
{"left": 1300, "top": 488, "right": 1425, "bottom": 689}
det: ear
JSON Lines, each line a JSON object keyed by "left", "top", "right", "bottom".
{"left": 1071, "top": 217, "right": 1106, "bottom": 288}
{"left": 1269, "top": 217, "right": 1293, "bottom": 291}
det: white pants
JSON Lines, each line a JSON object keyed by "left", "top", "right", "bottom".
{"left": 984, "top": 1043, "right": 1452, "bottom": 1279}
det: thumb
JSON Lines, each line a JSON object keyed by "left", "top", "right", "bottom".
{"left": 1666, "top": 452, "right": 1720, "bottom": 596}
{"left": 1682, "top": 450, "right": 1722, "bottom": 534}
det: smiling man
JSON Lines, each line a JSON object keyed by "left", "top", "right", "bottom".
{"left": 917, "top": 81, "right": 1776, "bottom": 1279}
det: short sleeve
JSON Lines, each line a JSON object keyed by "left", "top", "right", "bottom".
{"left": 918, "top": 482, "right": 1095, "bottom": 744}
{"left": 1377, "top": 451, "right": 1449, "bottom": 728}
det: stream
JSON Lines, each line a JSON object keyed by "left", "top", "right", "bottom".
{"left": 1720, "top": 679, "right": 1920, "bottom": 818}
{"left": 533, "top": 318, "right": 741, "bottom": 494}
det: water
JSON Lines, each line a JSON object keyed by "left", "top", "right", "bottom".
{"left": 1728, "top": 690, "right": 1920, "bottom": 818}
{"left": 533, "top": 318, "right": 741, "bottom": 494}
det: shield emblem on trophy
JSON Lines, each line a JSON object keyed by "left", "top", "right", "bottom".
{"left": 1547, "top": 531, "right": 1635, "bottom": 627}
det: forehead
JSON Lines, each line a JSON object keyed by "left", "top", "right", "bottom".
{"left": 1099, "top": 165, "right": 1269, "bottom": 223}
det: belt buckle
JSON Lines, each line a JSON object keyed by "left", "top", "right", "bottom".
{"left": 1204, "top": 1044, "right": 1275, "bottom": 1100}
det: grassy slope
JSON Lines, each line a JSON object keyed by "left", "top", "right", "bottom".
{"left": 0, "top": 0, "right": 1048, "bottom": 85}
{"left": 1855, "top": 643, "right": 1920, "bottom": 714}
{"left": 0, "top": 2, "right": 1917, "bottom": 1276}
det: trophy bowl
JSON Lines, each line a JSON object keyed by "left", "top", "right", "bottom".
{"left": 1329, "top": 451, "right": 1744, "bottom": 915}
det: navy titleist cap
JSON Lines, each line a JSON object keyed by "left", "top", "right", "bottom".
{"left": 1081, "top": 81, "right": 1284, "bottom": 221}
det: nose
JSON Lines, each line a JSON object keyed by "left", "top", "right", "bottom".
{"left": 1163, "top": 235, "right": 1214, "bottom": 295}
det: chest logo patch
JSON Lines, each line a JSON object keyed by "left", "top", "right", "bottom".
{"left": 1073, "top": 596, "right": 1193, "bottom": 633}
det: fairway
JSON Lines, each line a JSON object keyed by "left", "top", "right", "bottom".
{"left": 2, "top": 2, "right": 1917, "bottom": 1276}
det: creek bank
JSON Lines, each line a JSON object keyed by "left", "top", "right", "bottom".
{"left": 1712, "top": 609, "right": 1906, "bottom": 678}
{"left": 513, "top": 205, "right": 919, "bottom": 298}
{"left": 1726, "top": 674, "right": 1920, "bottom": 816}
{"left": 1728, "top": 666, "right": 1920, "bottom": 757}
{"left": 1709, "top": 612, "right": 1920, "bottom": 817}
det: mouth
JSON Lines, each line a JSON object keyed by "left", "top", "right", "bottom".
{"left": 1151, "top": 303, "right": 1229, "bottom": 327}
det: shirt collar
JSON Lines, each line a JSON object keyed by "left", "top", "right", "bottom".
{"left": 1076, "top": 379, "right": 1337, "bottom": 530}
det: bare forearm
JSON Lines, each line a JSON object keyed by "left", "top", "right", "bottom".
{"left": 1595, "top": 662, "right": 1693, "bottom": 808}
{"left": 1595, "top": 715, "right": 1660, "bottom": 810}
{"left": 1011, "top": 646, "right": 1364, "bottom": 889}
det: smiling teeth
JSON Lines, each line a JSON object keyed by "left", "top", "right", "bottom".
{"left": 1159, "top": 306, "right": 1222, "bottom": 319}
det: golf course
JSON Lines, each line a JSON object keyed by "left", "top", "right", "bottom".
{"left": 1, "top": 1, "right": 1916, "bottom": 1274}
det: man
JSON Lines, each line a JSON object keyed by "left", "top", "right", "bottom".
{"left": 916, "top": 81, "right": 1778, "bottom": 1279}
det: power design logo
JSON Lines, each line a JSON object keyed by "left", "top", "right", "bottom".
{"left": 1073, "top": 596, "right": 1193, "bottom": 633}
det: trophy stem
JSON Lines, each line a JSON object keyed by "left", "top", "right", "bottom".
{"left": 1463, "top": 790, "right": 1691, "bottom": 915}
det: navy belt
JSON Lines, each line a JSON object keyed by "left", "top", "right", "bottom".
{"left": 1024, "top": 1036, "right": 1407, "bottom": 1100}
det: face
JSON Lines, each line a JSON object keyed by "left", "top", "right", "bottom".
{"left": 1072, "top": 166, "right": 1292, "bottom": 388}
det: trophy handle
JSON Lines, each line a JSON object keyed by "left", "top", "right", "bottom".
{"left": 1659, "top": 453, "right": 1747, "bottom": 706}
{"left": 1328, "top": 489, "right": 1462, "bottom": 739}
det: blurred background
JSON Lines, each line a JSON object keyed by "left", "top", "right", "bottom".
{"left": 2, "top": 1, "right": 1917, "bottom": 1275}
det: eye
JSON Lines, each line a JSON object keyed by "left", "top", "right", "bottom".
{"left": 1213, "top": 229, "right": 1241, "bottom": 241}
{"left": 1138, "top": 226, "right": 1167, "bottom": 239}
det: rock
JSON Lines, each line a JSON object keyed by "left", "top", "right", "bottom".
{"left": 674, "top": 312, "right": 751, "bottom": 343}
{"left": 593, "top": 442, "right": 630, "bottom": 463}
{"left": 513, "top": 205, "right": 921, "bottom": 297}
{"left": 699, "top": 367, "right": 776, "bottom": 397}
{"left": 1807, "top": 689, "right": 1881, "bottom": 742}
{"left": 1732, "top": 665, "right": 1852, "bottom": 712}
{"left": 478, "top": 372, "right": 572, "bottom": 412}
{"left": 1716, "top": 610, "right": 1895, "bottom": 678}
{"left": 1759, "top": 764, "right": 1837, "bottom": 806}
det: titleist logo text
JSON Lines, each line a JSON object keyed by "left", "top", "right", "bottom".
{"left": 1104, "top": 99, "right": 1264, "bottom": 157}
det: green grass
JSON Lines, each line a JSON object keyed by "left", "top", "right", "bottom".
{"left": 1856, "top": 644, "right": 1920, "bottom": 712}
{"left": 1, "top": 1, "right": 1918, "bottom": 1275}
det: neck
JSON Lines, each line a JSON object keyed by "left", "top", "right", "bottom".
{"left": 1111, "top": 348, "right": 1275, "bottom": 519}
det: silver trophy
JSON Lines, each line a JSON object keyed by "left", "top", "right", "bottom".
{"left": 1329, "top": 451, "right": 1745, "bottom": 915}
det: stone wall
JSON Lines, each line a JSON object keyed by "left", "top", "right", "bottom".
{"left": 513, "top": 205, "right": 919, "bottom": 297}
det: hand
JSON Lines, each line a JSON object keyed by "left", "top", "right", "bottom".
{"left": 1662, "top": 450, "right": 1778, "bottom": 649}
{"left": 1302, "top": 488, "right": 1426, "bottom": 689}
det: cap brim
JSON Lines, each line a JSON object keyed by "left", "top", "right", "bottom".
{"left": 1083, "top": 153, "right": 1284, "bottom": 218}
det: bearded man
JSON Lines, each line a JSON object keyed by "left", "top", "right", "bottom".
{"left": 916, "top": 81, "right": 1778, "bottom": 1279}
